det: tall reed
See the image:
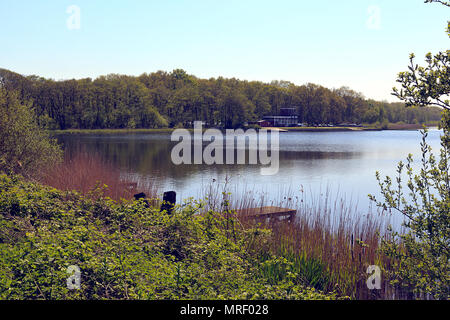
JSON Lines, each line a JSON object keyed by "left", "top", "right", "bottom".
{"left": 40, "top": 151, "right": 158, "bottom": 202}
{"left": 200, "top": 177, "right": 405, "bottom": 299}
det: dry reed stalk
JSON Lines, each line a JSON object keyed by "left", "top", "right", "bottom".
{"left": 201, "top": 178, "right": 402, "bottom": 299}
{"left": 40, "top": 151, "right": 158, "bottom": 202}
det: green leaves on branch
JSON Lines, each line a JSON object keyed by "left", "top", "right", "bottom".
{"left": 394, "top": 1, "right": 450, "bottom": 110}
{"left": 393, "top": 51, "right": 450, "bottom": 110}
{"left": 0, "top": 86, "right": 62, "bottom": 178}
{"left": 370, "top": 123, "right": 450, "bottom": 299}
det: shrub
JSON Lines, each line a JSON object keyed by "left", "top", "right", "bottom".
{"left": 0, "top": 87, "right": 62, "bottom": 178}
{"left": 370, "top": 112, "right": 450, "bottom": 300}
{"left": 0, "top": 174, "right": 337, "bottom": 300}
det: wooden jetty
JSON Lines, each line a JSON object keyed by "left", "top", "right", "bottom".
{"left": 260, "top": 127, "right": 288, "bottom": 132}
{"left": 235, "top": 206, "right": 296, "bottom": 224}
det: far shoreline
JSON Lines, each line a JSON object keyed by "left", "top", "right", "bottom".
{"left": 49, "top": 123, "right": 438, "bottom": 135}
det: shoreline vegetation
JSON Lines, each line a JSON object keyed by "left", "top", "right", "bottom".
{"left": 0, "top": 171, "right": 394, "bottom": 300}
{"left": 48, "top": 122, "right": 440, "bottom": 135}
{"left": 0, "top": 147, "right": 445, "bottom": 300}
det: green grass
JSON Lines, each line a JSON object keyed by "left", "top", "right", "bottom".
{"left": 257, "top": 252, "right": 330, "bottom": 291}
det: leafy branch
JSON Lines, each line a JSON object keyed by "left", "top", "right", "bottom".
{"left": 392, "top": 52, "right": 450, "bottom": 110}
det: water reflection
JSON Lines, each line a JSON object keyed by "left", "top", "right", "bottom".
{"left": 56, "top": 129, "right": 442, "bottom": 217}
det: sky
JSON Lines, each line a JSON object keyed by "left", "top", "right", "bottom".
{"left": 0, "top": 0, "right": 448, "bottom": 101}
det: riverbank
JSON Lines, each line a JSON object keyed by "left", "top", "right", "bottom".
{"left": 280, "top": 122, "right": 438, "bottom": 132}
{"left": 49, "top": 128, "right": 176, "bottom": 135}
{"left": 50, "top": 127, "right": 371, "bottom": 135}
{"left": 0, "top": 173, "right": 343, "bottom": 300}
{"left": 277, "top": 126, "right": 380, "bottom": 132}
{"left": 49, "top": 121, "right": 442, "bottom": 135}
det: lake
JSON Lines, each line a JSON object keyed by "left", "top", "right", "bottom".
{"left": 56, "top": 128, "right": 443, "bottom": 225}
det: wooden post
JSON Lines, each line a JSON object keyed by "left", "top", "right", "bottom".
{"left": 160, "top": 191, "right": 176, "bottom": 214}
{"left": 134, "top": 192, "right": 149, "bottom": 207}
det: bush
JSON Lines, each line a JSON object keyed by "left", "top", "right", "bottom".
{"left": 370, "top": 110, "right": 450, "bottom": 300}
{"left": 0, "top": 174, "right": 338, "bottom": 300}
{"left": 0, "top": 87, "right": 62, "bottom": 178}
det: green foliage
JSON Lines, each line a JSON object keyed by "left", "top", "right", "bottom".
{"left": 0, "top": 69, "right": 442, "bottom": 130}
{"left": 393, "top": 1, "right": 449, "bottom": 111}
{"left": 370, "top": 123, "right": 450, "bottom": 299}
{"left": 0, "top": 86, "right": 62, "bottom": 178}
{"left": 257, "top": 253, "right": 330, "bottom": 292}
{"left": 372, "top": 0, "right": 450, "bottom": 300}
{"left": 393, "top": 51, "right": 450, "bottom": 110}
{"left": 0, "top": 174, "right": 338, "bottom": 300}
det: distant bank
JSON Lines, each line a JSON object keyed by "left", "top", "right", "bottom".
{"left": 49, "top": 123, "right": 437, "bottom": 135}
{"left": 279, "top": 123, "right": 434, "bottom": 132}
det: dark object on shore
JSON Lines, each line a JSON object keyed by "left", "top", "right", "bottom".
{"left": 134, "top": 192, "right": 150, "bottom": 207}
{"left": 160, "top": 191, "right": 176, "bottom": 214}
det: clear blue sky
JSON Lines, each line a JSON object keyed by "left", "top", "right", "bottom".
{"left": 0, "top": 0, "right": 448, "bottom": 101}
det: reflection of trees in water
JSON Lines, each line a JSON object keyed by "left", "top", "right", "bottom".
{"left": 58, "top": 135, "right": 204, "bottom": 180}
{"left": 280, "top": 150, "right": 361, "bottom": 160}
{"left": 58, "top": 135, "right": 364, "bottom": 183}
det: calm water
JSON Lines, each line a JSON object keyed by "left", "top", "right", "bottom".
{"left": 57, "top": 129, "right": 442, "bottom": 220}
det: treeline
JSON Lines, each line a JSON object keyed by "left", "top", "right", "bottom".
{"left": 0, "top": 68, "right": 442, "bottom": 129}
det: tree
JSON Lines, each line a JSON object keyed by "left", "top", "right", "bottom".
{"left": 252, "top": 89, "right": 272, "bottom": 116}
{"left": 370, "top": 0, "right": 449, "bottom": 299}
{"left": 0, "top": 68, "right": 442, "bottom": 130}
{"left": 0, "top": 83, "right": 62, "bottom": 178}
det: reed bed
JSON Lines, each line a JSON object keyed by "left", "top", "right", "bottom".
{"left": 40, "top": 161, "right": 411, "bottom": 299}
{"left": 199, "top": 177, "right": 407, "bottom": 299}
{"left": 268, "top": 197, "right": 389, "bottom": 299}
{"left": 39, "top": 151, "right": 158, "bottom": 202}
